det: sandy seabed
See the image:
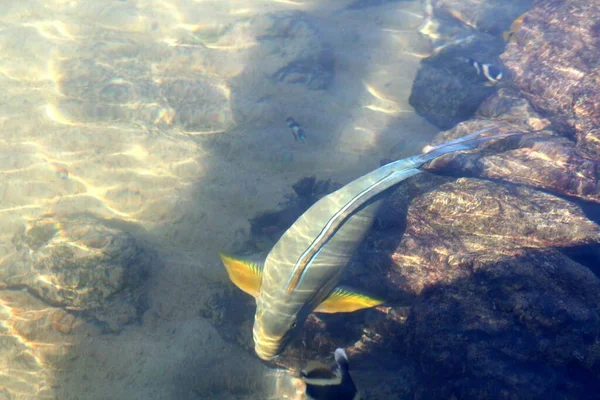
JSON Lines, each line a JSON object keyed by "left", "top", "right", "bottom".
{"left": 0, "top": 0, "right": 440, "bottom": 398}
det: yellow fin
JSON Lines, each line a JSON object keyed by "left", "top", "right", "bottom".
{"left": 219, "top": 252, "right": 263, "bottom": 298}
{"left": 314, "top": 286, "right": 384, "bottom": 313}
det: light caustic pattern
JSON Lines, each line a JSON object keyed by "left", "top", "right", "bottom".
{"left": 0, "top": 0, "right": 441, "bottom": 398}
{"left": 0, "top": 291, "right": 78, "bottom": 399}
{"left": 0, "top": 1, "right": 246, "bottom": 398}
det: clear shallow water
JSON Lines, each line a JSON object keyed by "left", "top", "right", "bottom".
{"left": 0, "top": 0, "right": 502, "bottom": 398}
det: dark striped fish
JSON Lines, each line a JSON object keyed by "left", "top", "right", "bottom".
{"left": 301, "top": 348, "right": 361, "bottom": 400}
{"left": 467, "top": 57, "right": 503, "bottom": 83}
{"left": 286, "top": 117, "right": 307, "bottom": 142}
{"left": 221, "top": 127, "right": 521, "bottom": 361}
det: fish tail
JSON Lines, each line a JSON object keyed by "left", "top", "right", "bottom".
{"left": 416, "top": 127, "right": 523, "bottom": 165}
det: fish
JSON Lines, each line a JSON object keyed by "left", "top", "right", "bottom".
{"left": 503, "top": 12, "right": 527, "bottom": 42}
{"left": 220, "top": 127, "right": 522, "bottom": 361}
{"left": 286, "top": 117, "right": 307, "bottom": 142}
{"left": 467, "top": 57, "right": 503, "bottom": 83}
{"left": 301, "top": 348, "right": 361, "bottom": 400}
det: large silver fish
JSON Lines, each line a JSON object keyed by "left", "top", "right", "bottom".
{"left": 221, "top": 128, "right": 519, "bottom": 361}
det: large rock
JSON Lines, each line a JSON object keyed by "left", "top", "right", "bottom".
{"left": 353, "top": 175, "right": 600, "bottom": 398}
{"left": 216, "top": 169, "right": 600, "bottom": 398}
{"left": 404, "top": 249, "right": 600, "bottom": 399}
{"left": 383, "top": 177, "right": 600, "bottom": 294}
{"left": 501, "top": 0, "right": 600, "bottom": 156}
{"left": 51, "top": 41, "right": 235, "bottom": 133}
{"left": 408, "top": 33, "right": 503, "bottom": 130}
{"left": 428, "top": 129, "right": 600, "bottom": 203}
{"left": 1, "top": 214, "right": 151, "bottom": 331}
{"left": 407, "top": 0, "right": 532, "bottom": 130}
{"left": 423, "top": 89, "right": 600, "bottom": 204}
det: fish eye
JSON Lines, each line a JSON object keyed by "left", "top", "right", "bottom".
{"left": 291, "top": 321, "right": 297, "bottom": 329}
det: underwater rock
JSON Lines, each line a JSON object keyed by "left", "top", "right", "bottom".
{"left": 501, "top": 0, "right": 600, "bottom": 156}
{"left": 423, "top": 89, "right": 600, "bottom": 203}
{"left": 476, "top": 87, "right": 551, "bottom": 131}
{"left": 384, "top": 177, "right": 600, "bottom": 294}
{"left": 2, "top": 214, "right": 151, "bottom": 331}
{"left": 431, "top": 0, "right": 532, "bottom": 37}
{"left": 404, "top": 249, "right": 600, "bottom": 398}
{"left": 219, "top": 167, "right": 600, "bottom": 397}
{"left": 428, "top": 130, "right": 600, "bottom": 203}
{"left": 53, "top": 49, "right": 235, "bottom": 133}
{"left": 408, "top": 34, "right": 504, "bottom": 130}
{"left": 353, "top": 176, "right": 600, "bottom": 397}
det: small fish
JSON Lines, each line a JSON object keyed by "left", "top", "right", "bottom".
{"left": 286, "top": 117, "right": 307, "bottom": 142}
{"left": 467, "top": 57, "right": 503, "bottom": 83}
{"left": 503, "top": 13, "right": 527, "bottom": 42}
{"left": 301, "top": 348, "right": 361, "bottom": 400}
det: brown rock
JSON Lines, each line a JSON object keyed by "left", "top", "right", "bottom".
{"left": 427, "top": 129, "right": 600, "bottom": 203}
{"left": 405, "top": 249, "right": 600, "bottom": 398}
{"left": 1, "top": 214, "right": 152, "bottom": 332}
{"left": 476, "top": 87, "right": 551, "bottom": 132}
{"left": 422, "top": 88, "right": 600, "bottom": 203}
{"left": 501, "top": 0, "right": 600, "bottom": 156}
{"left": 386, "top": 177, "right": 600, "bottom": 295}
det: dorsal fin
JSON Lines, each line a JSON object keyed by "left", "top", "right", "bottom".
{"left": 219, "top": 252, "right": 263, "bottom": 298}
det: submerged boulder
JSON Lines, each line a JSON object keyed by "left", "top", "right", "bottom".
{"left": 501, "top": 0, "right": 600, "bottom": 156}
{"left": 2, "top": 214, "right": 152, "bottom": 331}
{"left": 427, "top": 129, "right": 600, "bottom": 204}
{"left": 384, "top": 177, "right": 600, "bottom": 294}
{"left": 423, "top": 88, "right": 600, "bottom": 204}
{"left": 407, "top": 0, "right": 533, "bottom": 130}
{"left": 408, "top": 34, "right": 503, "bottom": 130}
{"left": 404, "top": 248, "right": 600, "bottom": 399}
{"left": 226, "top": 169, "right": 600, "bottom": 398}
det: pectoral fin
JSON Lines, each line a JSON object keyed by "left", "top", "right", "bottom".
{"left": 219, "top": 252, "right": 263, "bottom": 298}
{"left": 314, "top": 286, "right": 384, "bottom": 313}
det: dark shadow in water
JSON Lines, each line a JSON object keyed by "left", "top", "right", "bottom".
{"left": 162, "top": 3, "right": 407, "bottom": 399}
{"left": 321, "top": 248, "right": 600, "bottom": 398}
{"left": 559, "top": 244, "right": 600, "bottom": 280}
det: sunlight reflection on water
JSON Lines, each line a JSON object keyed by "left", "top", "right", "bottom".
{"left": 0, "top": 0, "right": 452, "bottom": 398}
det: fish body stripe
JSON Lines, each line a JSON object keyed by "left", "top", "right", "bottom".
{"left": 287, "top": 247, "right": 323, "bottom": 295}
{"left": 283, "top": 126, "right": 510, "bottom": 294}
{"left": 284, "top": 170, "right": 397, "bottom": 294}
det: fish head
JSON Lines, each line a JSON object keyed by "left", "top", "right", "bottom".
{"left": 252, "top": 296, "right": 312, "bottom": 361}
